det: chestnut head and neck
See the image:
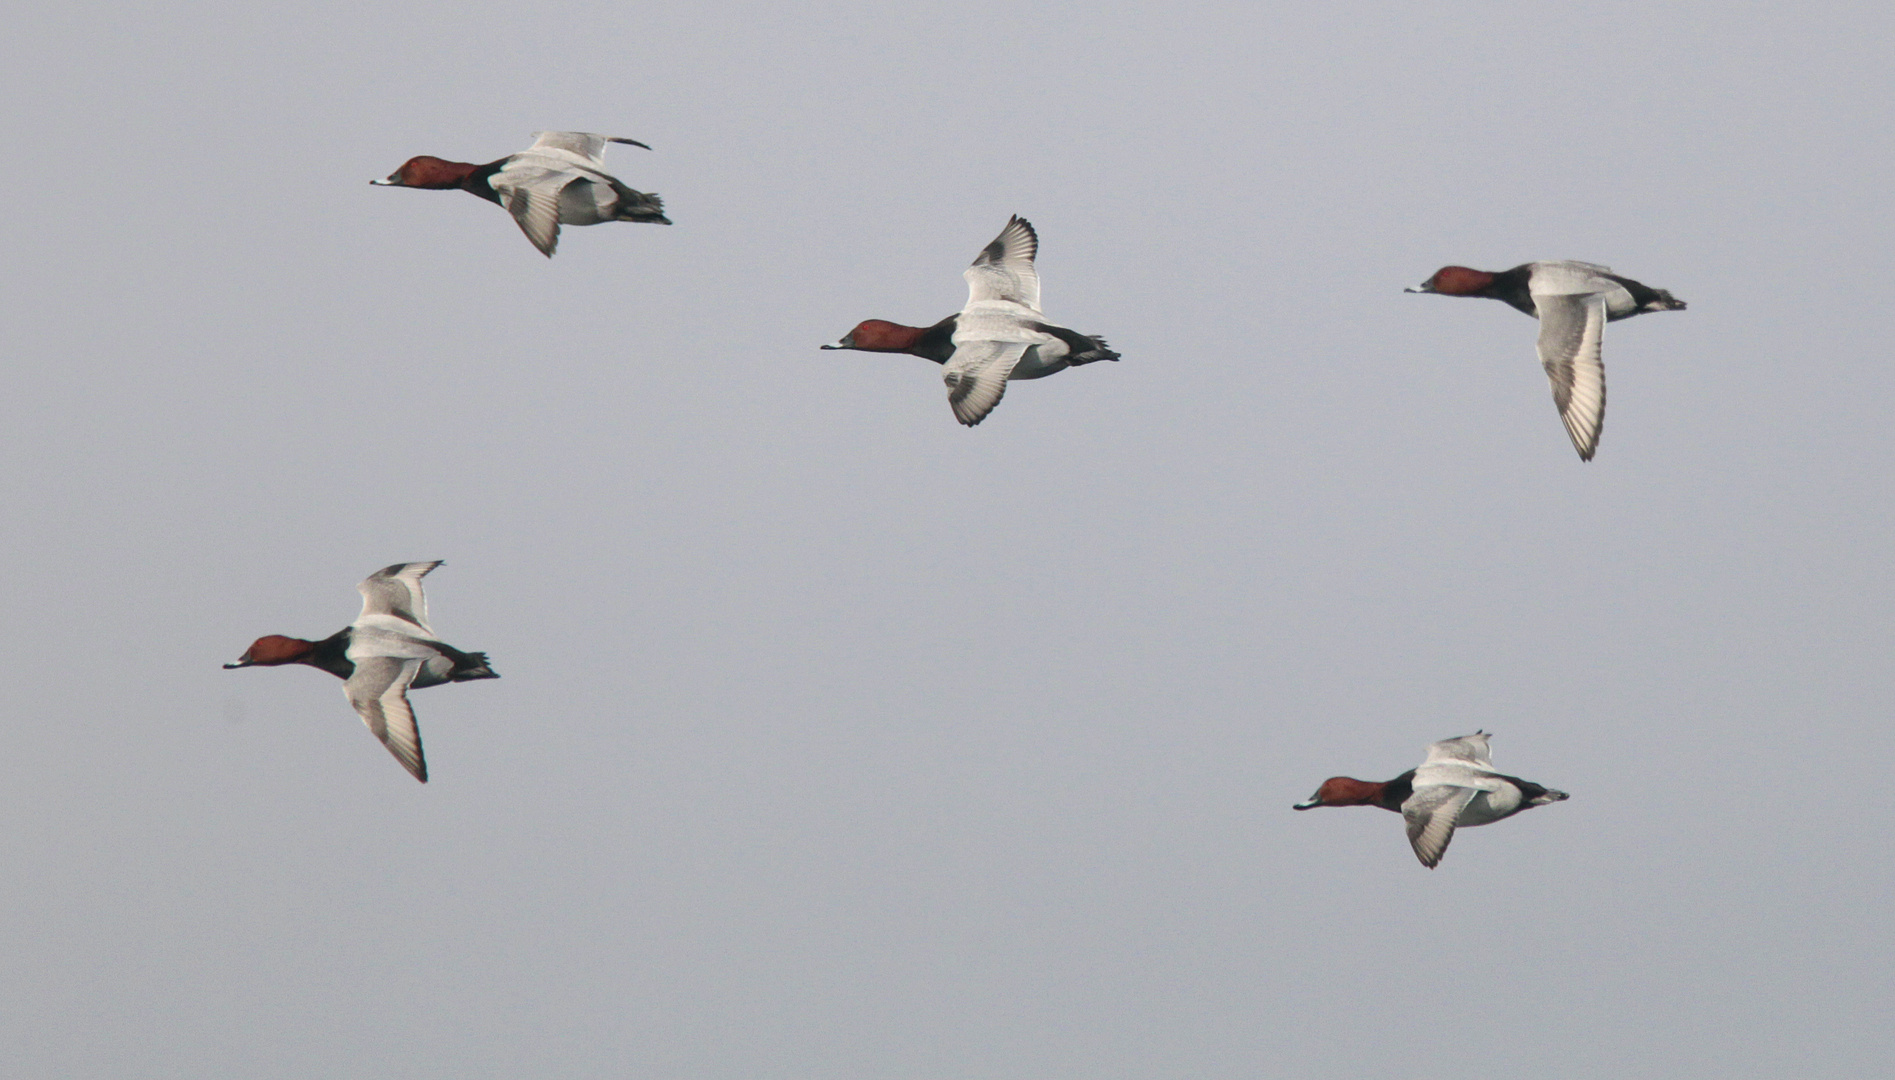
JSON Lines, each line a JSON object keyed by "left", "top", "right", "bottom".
{"left": 224, "top": 631, "right": 353, "bottom": 679}
{"left": 374, "top": 155, "right": 479, "bottom": 189}
{"left": 1408, "top": 266, "right": 1499, "bottom": 297}
{"left": 821, "top": 316, "right": 958, "bottom": 364}
{"left": 371, "top": 155, "right": 506, "bottom": 205}
{"left": 1293, "top": 774, "right": 1410, "bottom": 813}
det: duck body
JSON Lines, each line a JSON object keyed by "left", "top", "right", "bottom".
{"left": 942, "top": 216, "right": 1119, "bottom": 425}
{"left": 822, "top": 313, "right": 1116, "bottom": 380}
{"left": 821, "top": 216, "right": 1119, "bottom": 424}
{"left": 1409, "top": 260, "right": 1686, "bottom": 460}
{"left": 225, "top": 562, "right": 498, "bottom": 783}
{"left": 374, "top": 131, "right": 670, "bottom": 256}
{"left": 1294, "top": 731, "right": 1569, "bottom": 868}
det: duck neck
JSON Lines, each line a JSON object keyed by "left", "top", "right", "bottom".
{"left": 303, "top": 629, "right": 356, "bottom": 680}
{"left": 909, "top": 316, "right": 958, "bottom": 364}
{"left": 1483, "top": 266, "right": 1536, "bottom": 316}
{"left": 459, "top": 159, "right": 507, "bottom": 204}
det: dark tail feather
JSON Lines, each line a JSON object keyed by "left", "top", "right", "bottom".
{"left": 450, "top": 651, "right": 500, "bottom": 681}
{"left": 1646, "top": 289, "right": 1685, "bottom": 312}
{"left": 612, "top": 184, "right": 671, "bottom": 225}
{"left": 1068, "top": 336, "right": 1121, "bottom": 365}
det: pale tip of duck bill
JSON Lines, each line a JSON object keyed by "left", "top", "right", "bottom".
{"left": 1404, "top": 285, "right": 1432, "bottom": 293}
{"left": 369, "top": 178, "right": 395, "bottom": 186}
{"left": 222, "top": 661, "right": 248, "bottom": 669}
{"left": 1292, "top": 799, "right": 1319, "bottom": 810}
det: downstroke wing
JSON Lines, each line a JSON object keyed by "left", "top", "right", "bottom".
{"left": 343, "top": 656, "right": 428, "bottom": 782}
{"left": 942, "top": 341, "right": 1031, "bottom": 426}
{"left": 1403, "top": 785, "right": 1480, "bottom": 867}
{"left": 1535, "top": 293, "right": 1608, "bottom": 460}
{"left": 492, "top": 166, "right": 574, "bottom": 256}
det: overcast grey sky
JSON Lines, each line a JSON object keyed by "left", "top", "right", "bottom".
{"left": 3, "top": 1, "right": 1892, "bottom": 1077}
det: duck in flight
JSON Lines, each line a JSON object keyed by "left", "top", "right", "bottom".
{"left": 1409, "top": 261, "right": 1685, "bottom": 460}
{"left": 224, "top": 562, "right": 498, "bottom": 782}
{"left": 823, "top": 216, "right": 1119, "bottom": 426}
{"left": 1294, "top": 731, "right": 1569, "bottom": 867}
{"left": 374, "top": 131, "right": 670, "bottom": 256}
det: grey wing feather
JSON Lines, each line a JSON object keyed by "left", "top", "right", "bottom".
{"left": 943, "top": 341, "right": 1030, "bottom": 426}
{"left": 493, "top": 168, "right": 571, "bottom": 257}
{"left": 357, "top": 561, "right": 440, "bottom": 631}
{"left": 1422, "top": 731, "right": 1493, "bottom": 767}
{"left": 1535, "top": 294, "right": 1608, "bottom": 460}
{"left": 964, "top": 216, "right": 1040, "bottom": 309}
{"left": 527, "top": 131, "right": 650, "bottom": 163}
{"left": 344, "top": 657, "right": 428, "bottom": 782}
{"left": 528, "top": 131, "right": 609, "bottom": 162}
{"left": 1403, "top": 786, "right": 1480, "bottom": 868}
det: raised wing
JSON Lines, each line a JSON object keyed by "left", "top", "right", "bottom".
{"left": 1403, "top": 785, "right": 1480, "bottom": 868}
{"left": 942, "top": 341, "right": 1030, "bottom": 426}
{"left": 1422, "top": 731, "right": 1493, "bottom": 768}
{"left": 344, "top": 656, "right": 428, "bottom": 782}
{"left": 1535, "top": 293, "right": 1608, "bottom": 460}
{"left": 1539, "top": 259, "right": 1616, "bottom": 280}
{"left": 964, "top": 215, "right": 1040, "bottom": 310}
{"left": 526, "top": 131, "right": 651, "bottom": 164}
{"left": 357, "top": 561, "right": 440, "bottom": 633}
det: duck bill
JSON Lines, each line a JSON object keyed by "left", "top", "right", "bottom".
{"left": 819, "top": 339, "right": 851, "bottom": 350}
{"left": 1292, "top": 796, "right": 1322, "bottom": 810}
{"left": 1404, "top": 282, "right": 1435, "bottom": 294}
{"left": 223, "top": 657, "right": 254, "bottom": 669}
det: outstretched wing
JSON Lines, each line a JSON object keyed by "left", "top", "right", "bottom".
{"left": 357, "top": 561, "right": 440, "bottom": 633}
{"left": 343, "top": 656, "right": 428, "bottom": 782}
{"left": 1535, "top": 293, "right": 1608, "bottom": 460}
{"left": 1422, "top": 731, "right": 1493, "bottom": 768}
{"left": 942, "top": 341, "right": 1030, "bottom": 426}
{"left": 964, "top": 215, "right": 1040, "bottom": 310}
{"left": 526, "top": 131, "right": 651, "bottom": 164}
{"left": 490, "top": 166, "right": 575, "bottom": 257}
{"left": 1403, "top": 785, "right": 1480, "bottom": 868}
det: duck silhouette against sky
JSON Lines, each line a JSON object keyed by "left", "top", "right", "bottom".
{"left": 824, "top": 216, "right": 1119, "bottom": 425}
{"left": 224, "top": 562, "right": 498, "bottom": 783}
{"left": 1409, "top": 261, "right": 1685, "bottom": 460}
{"left": 1294, "top": 731, "right": 1569, "bottom": 867}
{"left": 374, "top": 131, "right": 670, "bottom": 256}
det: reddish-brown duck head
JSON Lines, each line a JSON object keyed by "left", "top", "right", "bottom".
{"left": 1406, "top": 265, "right": 1496, "bottom": 296}
{"left": 224, "top": 634, "right": 316, "bottom": 668}
{"left": 371, "top": 155, "right": 479, "bottom": 189}
{"left": 821, "top": 319, "right": 927, "bottom": 353}
{"left": 1293, "top": 776, "right": 1389, "bottom": 810}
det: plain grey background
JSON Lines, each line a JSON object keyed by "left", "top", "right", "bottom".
{"left": 4, "top": 1, "right": 1891, "bottom": 1076}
